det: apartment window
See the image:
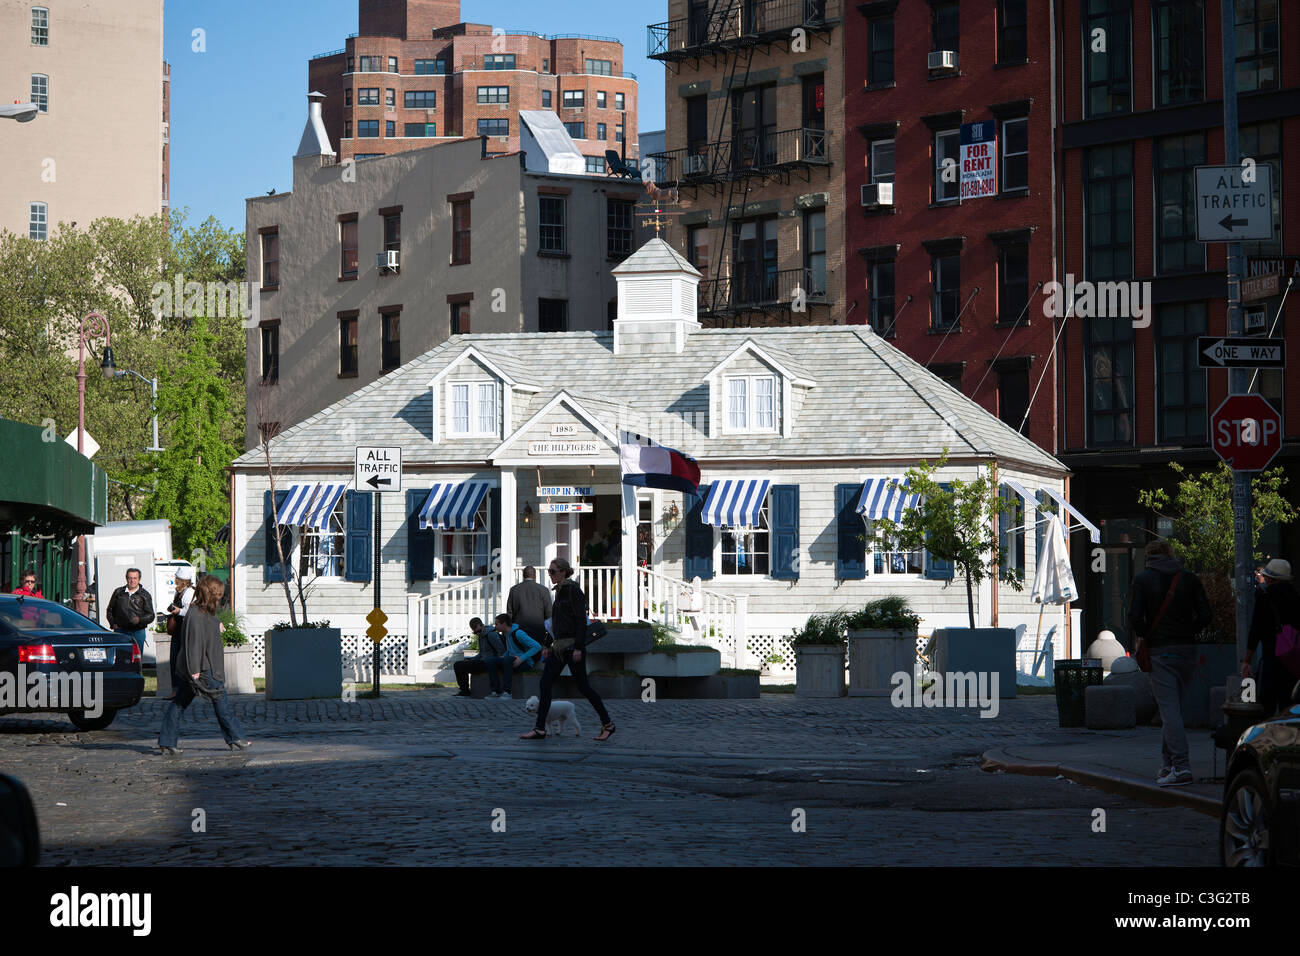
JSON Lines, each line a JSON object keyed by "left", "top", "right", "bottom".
{"left": 448, "top": 383, "right": 497, "bottom": 437}
{"left": 562, "top": 90, "right": 585, "bottom": 109}
{"left": 869, "top": 260, "right": 896, "bottom": 336}
{"left": 1240, "top": 122, "right": 1282, "bottom": 256}
{"left": 386, "top": 88, "right": 396, "bottom": 109}
{"left": 868, "top": 16, "right": 894, "bottom": 84}
{"left": 260, "top": 322, "right": 280, "bottom": 384}
{"left": 358, "top": 56, "right": 381, "bottom": 72}
{"left": 450, "top": 301, "right": 470, "bottom": 335}
{"left": 405, "top": 122, "right": 436, "bottom": 136}
{"left": 385, "top": 120, "right": 395, "bottom": 137}
{"left": 1156, "top": 303, "right": 1207, "bottom": 443}
{"left": 997, "top": 243, "right": 1030, "bottom": 324}
{"left": 31, "top": 74, "right": 48, "bottom": 112}
{"left": 451, "top": 199, "right": 471, "bottom": 264}
{"left": 340, "top": 314, "right": 359, "bottom": 376}
{"left": 564, "top": 121, "right": 585, "bottom": 139}
{"left": 1084, "top": 144, "right": 1133, "bottom": 281}
{"left": 541, "top": 90, "right": 552, "bottom": 108}
{"left": 1086, "top": 314, "right": 1135, "bottom": 446}
{"left": 934, "top": 130, "right": 959, "bottom": 202}
{"left": 29, "top": 202, "right": 47, "bottom": 241}
{"left": 801, "top": 74, "right": 825, "bottom": 133}
{"left": 358, "top": 120, "right": 379, "bottom": 137}
{"left": 1155, "top": 133, "right": 1206, "bottom": 275}
{"left": 477, "top": 118, "right": 508, "bottom": 137}
{"left": 358, "top": 87, "right": 379, "bottom": 105}
{"left": 380, "top": 310, "right": 401, "bottom": 373}
{"left": 725, "top": 376, "right": 776, "bottom": 433}
{"left": 616, "top": 122, "right": 624, "bottom": 143}
{"left": 436, "top": 496, "right": 491, "bottom": 576}
{"left": 345, "top": 88, "right": 352, "bottom": 107}
{"left": 585, "top": 156, "right": 607, "bottom": 174}
{"left": 1153, "top": 0, "right": 1205, "bottom": 107}
{"left": 597, "top": 91, "right": 607, "bottom": 108}
{"left": 1085, "top": 0, "right": 1131, "bottom": 117}
{"left": 383, "top": 212, "right": 401, "bottom": 259}
{"left": 686, "top": 97, "right": 708, "bottom": 159}
{"left": 388, "top": 56, "right": 398, "bottom": 74}
{"left": 539, "top": 298, "right": 569, "bottom": 333}
{"left": 931, "top": 254, "right": 961, "bottom": 331}
{"left": 615, "top": 92, "right": 625, "bottom": 110}
{"left": 596, "top": 122, "right": 607, "bottom": 140}
{"left": 869, "top": 516, "right": 924, "bottom": 575}
{"left": 405, "top": 90, "right": 436, "bottom": 109}
{"left": 585, "top": 58, "right": 613, "bottom": 75}
{"left": 542, "top": 58, "right": 550, "bottom": 73}
{"left": 347, "top": 57, "right": 355, "bottom": 73}
{"left": 932, "top": 1, "right": 959, "bottom": 53}
{"left": 804, "top": 211, "right": 826, "bottom": 297}
{"left": 345, "top": 120, "right": 352, "bottom": 138}
{"left": 998, "top": 365, "right": 1030, "bottom": 431}
{"left": 687, "top": 224, "right": 710, "bottom": 277}
{"left": 261, "top": 230, "right": 279, "bottom": 288}
{"left": 477, "top": 86, "right": 509, "bottom": 104}
{"left": 732, "top": 218, "right": 778, "bottom": 305}
{"left": 608, "top": 199, "right": 634, "bottom": 259}
{"left": 720, "top": 497, "right": 770, "bottom": 577}
{"left": 998, "top": 0, "right": 1027, "bottom": 62}
{"left": 1001, "top": 117, "right": 1028, "bottom": 191}
{"left": 1236, "top": 0, "right": 1279, "bottom": 92}
{"left": 869, "top": 138, "right": 895, "bottom": 185}
{"left": 340, "top": 217, "right": 359, "bottom": 278}
{"left": 484, "top": 54, "right": 515, "bottom": 70}
{"left": 31, "top": 6, "right": 48, "bottom": 45}
{"left": 414, "top": 59, "right": 446, "bottom": 75}
{"left": 539, "top": 196, "right": 566, "bottom": 253}
{"left": 299, "top": 499, "right": 346, "bottom": 579}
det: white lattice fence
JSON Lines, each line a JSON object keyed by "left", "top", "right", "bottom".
{"left": 250, "top": 633, "right": 409, "bottom": 680}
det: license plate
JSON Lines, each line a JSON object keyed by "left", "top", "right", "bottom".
{"left": 82, "top": 647, "right": 107, "bottom": 663}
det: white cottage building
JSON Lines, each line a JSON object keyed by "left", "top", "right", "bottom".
{"left": 229, "top": 239, "right": 1094, "bottom": 682}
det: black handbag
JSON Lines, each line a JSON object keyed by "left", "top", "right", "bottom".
{"left": 191, "top": 672, "right": 224, "bottom": 702}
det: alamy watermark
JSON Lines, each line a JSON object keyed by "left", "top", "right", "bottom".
{"left": 150, "top": 274, "right": 260, "bottom": 328}
{"left": 0, "top": 666, "right": 103, "bottom": 717}
{"left": 890, "top": 670, "right": 1000, "bottom": 719}
{"left": 1042, "top": 274, "right": 1151, "bottom": 328}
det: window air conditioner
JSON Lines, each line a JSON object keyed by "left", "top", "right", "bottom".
{"left": 861, "top": 182, "right": 894, "bottom": 207}
{"left": 928, "top": 50, "right": 958, "bottom": 71}
{"left": 378, "top": 250, "right": 400, "bottom": 271}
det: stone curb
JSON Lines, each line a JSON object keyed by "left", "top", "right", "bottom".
{"left": 981, "top": 747, "right": 1222, "bottom": 817}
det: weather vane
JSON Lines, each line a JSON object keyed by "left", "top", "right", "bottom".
{"left": 637, "top": 179, "right": 681, "bottom": 239}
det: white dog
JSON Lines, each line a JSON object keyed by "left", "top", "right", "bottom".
{"left": 523, "top": 696, "right": 582, "bottom": 737}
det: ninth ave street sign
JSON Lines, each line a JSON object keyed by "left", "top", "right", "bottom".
{"left": 1197, "top": 337, "right": 1286, "bottom": 369}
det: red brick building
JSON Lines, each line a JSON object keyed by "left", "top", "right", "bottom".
{"left": 843, "top": 0, "right": 1060, "bottom": 455}
{"left": 308, "top": 0, "right": 639, "bottom": 171}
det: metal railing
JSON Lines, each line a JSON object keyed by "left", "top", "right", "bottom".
{"left": 636, "top": 568, "right": 745, "bottom": 667}
{"left": 510, "top": 565, "right": 623, "bottom": 621}
{"left": 649, "top": 0, "right": 837, "bottom": 58}
{"left": 649, "top": 128, "right": 829, "bottom": 184}
{"left": 406, "top": 575, "right": 500, "bottom": 661}
{"left": 698, "top": 266, "right": 822, "bottom": 313}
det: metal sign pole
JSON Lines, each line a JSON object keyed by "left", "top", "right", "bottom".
{"left": 373, "top": 493, "right": 381, "bottom": 697}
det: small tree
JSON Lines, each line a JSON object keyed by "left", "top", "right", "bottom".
{"left": 874, "top": 453, "right": 1022, "bottom": 629}
{"left": 254, "top": 382, "right": 316, "bottom": 628}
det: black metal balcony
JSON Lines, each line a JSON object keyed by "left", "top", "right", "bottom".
{"left": 650, "top": 128, "right": 829, "bottom": 186}
{"left": 698, "top": 267, "right": 825, "bottom": 316}
{"left": 648, "top": 0, "right": 838, "bottom": 60}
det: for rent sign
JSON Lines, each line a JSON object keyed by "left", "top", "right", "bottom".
{"left": 960, "top": 121, "right": 997, "bottom": 200}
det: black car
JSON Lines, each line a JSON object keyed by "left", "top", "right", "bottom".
{"left": 0, "top": 594, "right": 143, "bottom": 731}
{"left": 1220, "top": 683, "right": 1300, "bottom": 866}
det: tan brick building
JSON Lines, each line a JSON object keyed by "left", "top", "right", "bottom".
{"left": 646, "top": 0, "right": 844, "bottom": 326}
{"left": 308, "top": 0, "right": 639, "bottom": 174}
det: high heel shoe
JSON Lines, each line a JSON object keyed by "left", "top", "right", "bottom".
{"left": 594, "top": 723, "right": 615, "bottom": 741}
{"left": 158, "top": 745, "right": 183, "bottom": 756}
{"left": 228, "top": 740, "right": 252, "bottom": 751}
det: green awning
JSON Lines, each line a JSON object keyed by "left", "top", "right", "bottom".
{"left": 0, "top": 417, "right": 109, "bottom": 534}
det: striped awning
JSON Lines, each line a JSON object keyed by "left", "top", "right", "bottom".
{"left": 855, "top": 478, "right": 921, "bottom": 522}
{"left": 276, "top": 482, "right": 347, "bottom": 530}
{"left": 419, "top": 481, "right": 492, "bottom": 531}
{"left": 701, "top": 478, "right": 771, "bottom": 528}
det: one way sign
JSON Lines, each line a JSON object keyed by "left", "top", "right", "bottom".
{"left": 355, "top": 446, "right": 403, "bottom": 493}
{"left": 1197, "top": 336, "right": 1286, "bottom": 369}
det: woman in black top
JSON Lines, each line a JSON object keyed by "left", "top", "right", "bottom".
{"left": 1244, "top": 558, "right": 1300, "bottom": 716}
{"left": 521, "top": 557, "right": 614, "bottom": 740}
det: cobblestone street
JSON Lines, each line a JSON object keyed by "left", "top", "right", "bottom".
{"left": 1, "top": 693, "right": 1217, "bottom": 866}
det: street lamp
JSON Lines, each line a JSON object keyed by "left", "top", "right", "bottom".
{"left": 74, "top": 311, "right": 113, "bottom": 615}
{"left": 115, "top": 368, "right": 163, "bottom": 453}
{"left": 0, "top": 102, "right": 40, "bottom": 123}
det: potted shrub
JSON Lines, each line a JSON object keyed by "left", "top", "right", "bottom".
{"left": 847, "top": 596, "right": 920, "bottom": 697}
{"left": 789, "top": 612, "right": 847, "bottom": 698}
{"left": 219, "top": 609, "right": 256, "bottom": 695}
{"left": 264, "top": 619, "right": 342, "bottom": 701}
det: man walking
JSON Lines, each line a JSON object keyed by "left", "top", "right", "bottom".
{"left": 106, "top": 568, "right": 155, "bottom": 651}
{"left": 506, "top": 566, "right": 552, "bottom": 644}
{"left": 1127, "top": 539, "right": 1211, "bottom": 787}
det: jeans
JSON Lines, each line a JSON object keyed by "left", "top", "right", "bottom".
{"left": 116, "top": 627, "right": 148, "bottom": 649}
{"left": 535, "top": 647, "right": 610, "bottom": 731}
{"left": 1149, "top": 643, "right": 1197, "bottom": 770}
{"left": 158, "top": 674, "right": 245, "bottom": 748}
{"left": 453, "top": 656, "right": 488, "bottom": 693}
{"left": 484, "top": 657, "right": 534, "bottom": 695}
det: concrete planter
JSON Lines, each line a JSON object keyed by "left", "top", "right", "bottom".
{"left": 930, "top": 628, "right": 1017, "bottom": 699}
{"left": 794, "top": 644, "right": 846, "bottom": 698}
{"left": 848, "top": 628, "right": 917, "bottom": 697}
{"left": 155, "top": 634, "right": 172, "bottom": 698}
{"left": 223, "top": 644, "right": 256, "bottom": 695}
{"left": 624, "top": 649, "right": 721, "bottom": 678}
{"left": 264, "top": 627, "right": 343, "bottom": 701}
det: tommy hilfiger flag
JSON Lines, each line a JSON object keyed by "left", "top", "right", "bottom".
{"left": 619, "top": 431, "right": 701, "bottom": 498}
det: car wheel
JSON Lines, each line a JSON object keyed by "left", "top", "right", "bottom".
{"left": 66, "top": 709, "right": 117, "bottom": 732}
{"left": 1220, "top": 768, "right": 1273, "bottom": 866}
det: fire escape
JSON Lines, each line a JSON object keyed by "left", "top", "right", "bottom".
{"left": 647, "top": 0, "right": 838, "bottom": 324}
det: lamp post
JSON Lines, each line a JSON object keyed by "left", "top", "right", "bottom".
{"left": 0, "top": 102, "right": 40, "bottom": 123}
{"left": 115, "top": 368, "right": 163, "bottom": 452}
{"left": 74, "top": 311, "right": 114, "bottom": 615}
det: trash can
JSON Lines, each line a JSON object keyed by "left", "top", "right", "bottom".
{"left": 1054, "top": 658, "right": 1103, "bottom": 728}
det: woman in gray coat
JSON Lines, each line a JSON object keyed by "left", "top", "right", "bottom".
{"left": 157, "top": 575, "right": 250, "bottom": 755}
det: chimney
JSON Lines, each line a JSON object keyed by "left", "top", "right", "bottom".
{"left": 610, "top": 238, "right": 702, "bottom": 356}
{"left": 295, "top": 92, "right": 336, "bottom": 161}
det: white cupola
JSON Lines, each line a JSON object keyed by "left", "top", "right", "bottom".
{"left": 610, "top": 238, "right": 702, "bottom": 356}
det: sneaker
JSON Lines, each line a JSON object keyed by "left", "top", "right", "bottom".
{"left": 1156, "top": 767, "right": 1194, "bottom": 787}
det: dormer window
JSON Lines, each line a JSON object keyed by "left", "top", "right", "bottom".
{"left": 449, "top": 382, "right": 497, "bottom": 437}
{"left": 726, "top": 375, "right": 776, "bottom": 433}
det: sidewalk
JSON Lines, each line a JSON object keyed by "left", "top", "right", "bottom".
{"left": 982, "top": 725, "right": 1225, "bottom": 817}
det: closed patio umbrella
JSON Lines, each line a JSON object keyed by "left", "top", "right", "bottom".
{"left": 1030, "top": 514, "right": 1078, "bottom": 677}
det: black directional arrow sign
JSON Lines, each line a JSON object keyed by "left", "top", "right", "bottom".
{"left": 366, "top": 475, "right": 392, "bottom": 489}
{"left": 1197, "top": 336, "right": 1286, "bottom": 369}
{"left": 1218, "top": 214, "right": 1249, "bottom": 232}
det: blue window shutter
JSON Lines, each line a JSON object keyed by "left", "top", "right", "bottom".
{"left": 683, "top": 484, "right": 714, "bottom": 581}
{"left": 407, "top": 489, "right": 436, "bottom": 582}
{"left": 924, "top": 482, "right": 954, "bottom": 580}
{"left": 264, "top": 489, "right": 294, "bottom": 583}
{"left": 344, "top": 491, "right": 373, "bottom": 582}
{"left": 770, "top": 484, "right": 800, "bottom": 580}
{"left": 836, "top": 483, "right": 866, "bottom": 580}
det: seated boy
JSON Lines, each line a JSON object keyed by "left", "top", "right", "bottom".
{"left": 482, "top": 612, "right": 542, "bottom": 699}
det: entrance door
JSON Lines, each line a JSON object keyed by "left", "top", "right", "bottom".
{"left": 542, "top": 512, "right": 580, "bottom": 568}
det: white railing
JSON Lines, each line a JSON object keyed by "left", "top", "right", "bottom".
{"left": 636, "top": 567, "right": 746, "bottom": 667}
{"left": 510, "top": 565, "right": 624, "bottom": 620}
{"left": 406, "top": 575, "right": 501, "bottom": 675}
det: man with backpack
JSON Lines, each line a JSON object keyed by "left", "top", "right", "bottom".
{"left": 1127, "top": 539, "right": 1212, "bottom": 787}
{"left": 1244, "top": 558, "right": 1300, "bottom": 716}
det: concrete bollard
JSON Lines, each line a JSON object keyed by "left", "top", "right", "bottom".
{"left": 1085, "top": 684, "right": 1136, "bottom": 730}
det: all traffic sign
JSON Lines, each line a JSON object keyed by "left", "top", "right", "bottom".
{"left": 1197, "top": 336, "right": 1285, "bottom": 369}
{"left": 1194, "top": 165, "right": 1273, "bottom": 242}
{"left": 355, "top": 446, "right": 402, "bottom": 493}
{"left": 1210, "top": 395, "right": 1282, "bottom": 472}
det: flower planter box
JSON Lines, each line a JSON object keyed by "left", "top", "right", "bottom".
{"left": 223, "top": 644, "right": 256, "bottom": 695}
{"left": 264, "top": 628, "right": 343, "bottom": 701}
{"left": 930, "top": 628, "right": 1016, "bottom": 699}
{"left": 848, "top": 628, "right": 917, "bottom": 697}
{"left": 794, "top": 645, "right": 845, "bottom": 698}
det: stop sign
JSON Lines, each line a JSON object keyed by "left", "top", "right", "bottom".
{"left": 1211, "top": 394, "right": 1282, "bottom": 471}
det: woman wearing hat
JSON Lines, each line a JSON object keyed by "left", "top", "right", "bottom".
{"left": 1244, "top": 558, "right": 1300, "bottom": 716}
{"left": 165, "top": 567, "right": 195, "bottom": 697}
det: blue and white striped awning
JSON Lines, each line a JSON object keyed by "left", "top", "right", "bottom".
{"left": 276, "top": 483, "right": 347, "bottom": 530}
{"left": 701, "top": 478, "right": 771, "bottom": 528}
{"left": 855, "top": 478, "right": 921, "bottom": 522}
{"left": 419, "top": 481, "right": 492, "bottom": 531}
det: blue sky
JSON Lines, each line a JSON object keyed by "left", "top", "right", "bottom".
{"left": 164, "top": 0, "right": 667, "bottom": 230}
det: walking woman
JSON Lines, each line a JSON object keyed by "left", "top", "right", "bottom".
{"left": 521, "top": 557, "right": 615, "bottom": 741}
{"left": 158, "top": 575, "right": 251, "bottom": 755}
{"left": 164, "top": 567, "right": 195, "bottom": 698}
